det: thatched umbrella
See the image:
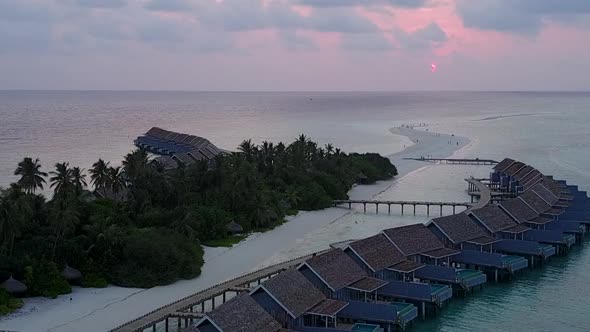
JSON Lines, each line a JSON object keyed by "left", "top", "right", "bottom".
{"left": 62, "top": 264, "right": 82, "bottom": 281}
{"left": 1, "top": 276, "right": 27, "bottom": 294}
{"left": 226, "top": 221, "right": 244, "bottom": 234}
{"left": 356, "top": 172, "right": 369, "bottom": 184}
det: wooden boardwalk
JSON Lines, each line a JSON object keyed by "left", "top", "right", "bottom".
{"left": 404, "top": 158, "right": 498, "bottom": 165}
{"left": 109, "top": 252, "right": 324, "bottom": 332}
{"left": 332, "top": 199, "right": 471, "bottom": 216}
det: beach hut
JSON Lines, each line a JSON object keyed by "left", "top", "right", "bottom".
{"left": 226, "top": 221, "right": 244, "bottom": 235}
{"left": 1, "top": 276, "right": 27, "bottom": 294}
{"left": 193, "top": 294, "right": 284, "bottom": 332}
{"left": 62, "top": 264, "right": 82, "bottom": 281}
{"left": 356, "top": 172, "right": 369, "bottom": 184}
{"left": 250, "top": 268, "right": 348, "bottom": 330}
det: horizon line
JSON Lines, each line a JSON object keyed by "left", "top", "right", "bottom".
{"left": 1, "top": 89, "right": 590, "bottom": 93}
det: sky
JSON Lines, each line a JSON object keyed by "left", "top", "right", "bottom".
{"left": 1, "top": 0, "right": 590, "bottom": 91}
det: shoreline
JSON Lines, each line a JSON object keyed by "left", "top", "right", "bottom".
{"left": 0, "top": 125, "right": 470, "bottom": 332}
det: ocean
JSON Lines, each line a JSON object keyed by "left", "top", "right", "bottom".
{"left": 1, "top": 91, "right": 590, "bottom": 331}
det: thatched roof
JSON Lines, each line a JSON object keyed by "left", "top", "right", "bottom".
{"left": 62, "top": 264, "right": 82, "bottom": 281}
{"left": 499, "top": 198, "right": 539, "bottom": 223}
{"left": 493, "top": 158, "right": 515, "bottom": 172}
{"left": 306, "top": 299, "right": 348, "bottom": 316}
{"left": 531, "top": 183, "right": 559, "bottom": 205}
{"left": 302, "top": 249, "right": 367, "bottom": 291}
{"left": 469, "top": 205, "right": 518, "bottom": 233}
{"left": 258, "top": 269, "right": 325, "bottom": 318}
{"left": 388, "top": 260, "right": 425, "bottom": 273}
{"left": 348, "top": 234, "right": 406, "bottom": 272}
{"left": 429, "top": 213, "right": 488, "bottom": 244}
{"left": 382, "top": 223, "right": 444, "bottom": 256}
{"left": 519, "top": 191, "right": 551, "bottom": 214}
{"left": 347, "top": 277, "right": 387, "bottom": 292}
{"left": 199, "top": 294, "right": 282, "bottom": 332}
{"left": 513, "top": 165, "right": 534, "bottom": 181}
{"left": 1, "top": 276, "right": 27, "bottom": 294}
{"left": 422, "top": 247, "right": 460, "bottom": 259}
{"left": 504, "top": 161, "right": 525, "bottom": 176}
{"left": 226, "top": 221, "right": 244, "bottom": 234}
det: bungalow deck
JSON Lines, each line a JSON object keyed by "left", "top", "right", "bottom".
{"left": 452, "top": 250, "right": 528, "bottom": 281}
{"left": 413, "top": 265, "right": 487, "bottom": 292}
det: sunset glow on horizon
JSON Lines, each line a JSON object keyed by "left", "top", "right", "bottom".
{"left": 1, "top": 0, "right": 589, "bottom": 90}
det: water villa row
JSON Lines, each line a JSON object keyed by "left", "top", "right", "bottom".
{"left": 112, "top": 158, "right": 589, "bottom": 332}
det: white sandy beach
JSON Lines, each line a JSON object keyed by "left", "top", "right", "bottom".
{"left": 0, "top": 125, "right": 470, "bottom": 332}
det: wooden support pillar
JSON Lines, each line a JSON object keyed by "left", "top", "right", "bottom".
{"left": 212, "top": 297, "right": 216, "bottom": 310}
{"left": 363, "top": 203, "right": 366, "bottom": 213}
{"left": 401, "top": 204, "right": 404, "bottom": 215}
{"left": 178, "top": 317, "right": 181, "bottom": 328}
{"left": 422, "top": 302, "right": 426, "bottom": 319}
{"left": 427, "top": 205, "right": 430, "bottom": 216}
{"left": 185, "top": 319, "right": 189, "bottom": 327}
{"left": 440, "top": 205, "right": 443, "bottom": 216}
{"left": 152, "top": 324, "right": 156, "bottom": 332}
{"left": 453, "top": 205, "right": 456, "bottom": 214}
{"left": 223, "top": 292, "right": 226, "bottom": 303}
{"left": 165, "top": 317, "right": 169, "bottom": 332}
{"left": 413, "top": 204, "right": 416, "bottom": 215}
{"left": 376, "top": 203, "right": 379, "bottom": 214}
{"left": 494, "top": 269, "right": 498, "bottom": 282}
{"left": 388, "top": 204, "right": 391, "bottom": 214}
{"left": 201, "top": 301, "right": 205, "bottom": 312}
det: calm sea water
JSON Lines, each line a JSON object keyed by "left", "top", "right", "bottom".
{"left": 2, "top": 91, "right": 590, "bottom": 331}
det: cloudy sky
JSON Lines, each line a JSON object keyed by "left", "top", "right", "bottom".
{"left": 1, "top": 0, "right": 590, "bottom": 90}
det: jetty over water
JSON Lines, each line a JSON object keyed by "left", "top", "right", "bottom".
{"left": 332, "top": 200, "right": 471, "bottom": 216}
{"left": 111, "top": 157, "right": 590, "bottom": 332}
{"left": 404, "top": 158, "right": 499, "bottom": 165}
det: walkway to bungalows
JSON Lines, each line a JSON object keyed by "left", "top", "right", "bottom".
{"left": 109, "top": 251, "right": 326, "bottom": 332}
{"left": 332, "top": 200, "right": 472, "bottom": 216}
{"left": 465, "top": 178, "right": 516, "bottom": 210}
{"left": 403, "top": 158, "right": 499, "bottom": 165}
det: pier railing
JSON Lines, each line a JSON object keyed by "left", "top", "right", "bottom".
{"left": 109, "top": 250, "right": 329, "bottom": 332}
{"left": 332, "top": 200, "right": 471, "bottom": 216}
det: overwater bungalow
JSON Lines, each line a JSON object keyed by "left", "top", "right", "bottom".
{"left": 381, "top": 224, "right": 486, "bottom": 292}
{"left": 192, "top": 293, "right": 285, "bottom": 332}
{"left": 250, "top": 268, "right": 348, "bottom": 330}
{"left": 427, "top": 214, "right": 528, "bottom": 281}
{"left": 297, "top": 249, "right": 418, "bottom": 330}
{"left": 499, "top": 197, "right": 576, "bottom": 253}
{"left": 343, "top": 234, "right": 452, "bottom": 317}
{"left": 468, "top": 205, "right": 556, "bottom": 266}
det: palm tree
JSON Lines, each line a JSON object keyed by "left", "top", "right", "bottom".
{"left": 50, "top": 162, "right": 73, "bottom": 196}
{"left": 122, "top": 149, "right": 149, "bottom": 184}
{"left": 49, "top": 196, "right": 80, "bottom": 259}
{"left": 107, "top": 166, "right": 126, "bottom": 197}
{"left": 90, "top": 159, "right": 110, "bottom": 194}
{"left": 14, "top": 157, "right": 47, "bottom": 194}
{"left": 325, "top": 143, "right": 334, "bottom": 156}
{"left": 0, "top": 185, "right": 31, "bottom": 256}
{"left": 71, "top": 167, "right": 87, "bottom": 195}
{"left": 238, "top": 139, "right": 257, "bottom": 162}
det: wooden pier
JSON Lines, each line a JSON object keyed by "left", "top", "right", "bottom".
{"left": 332, "top": 200, "right": 471, "bottom": 216}
{"left": 465, "top": 178, "right": 514, "bottom": 211}
{"left": 109, "top": 251, "right": 327, "bottom": 332}
{"left": 404, "top": 158, "right": 499, "bottom": 165}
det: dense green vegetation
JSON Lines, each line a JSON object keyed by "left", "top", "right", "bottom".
{"left": 0, "top": 135, "right": 396, "bottom": 306}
